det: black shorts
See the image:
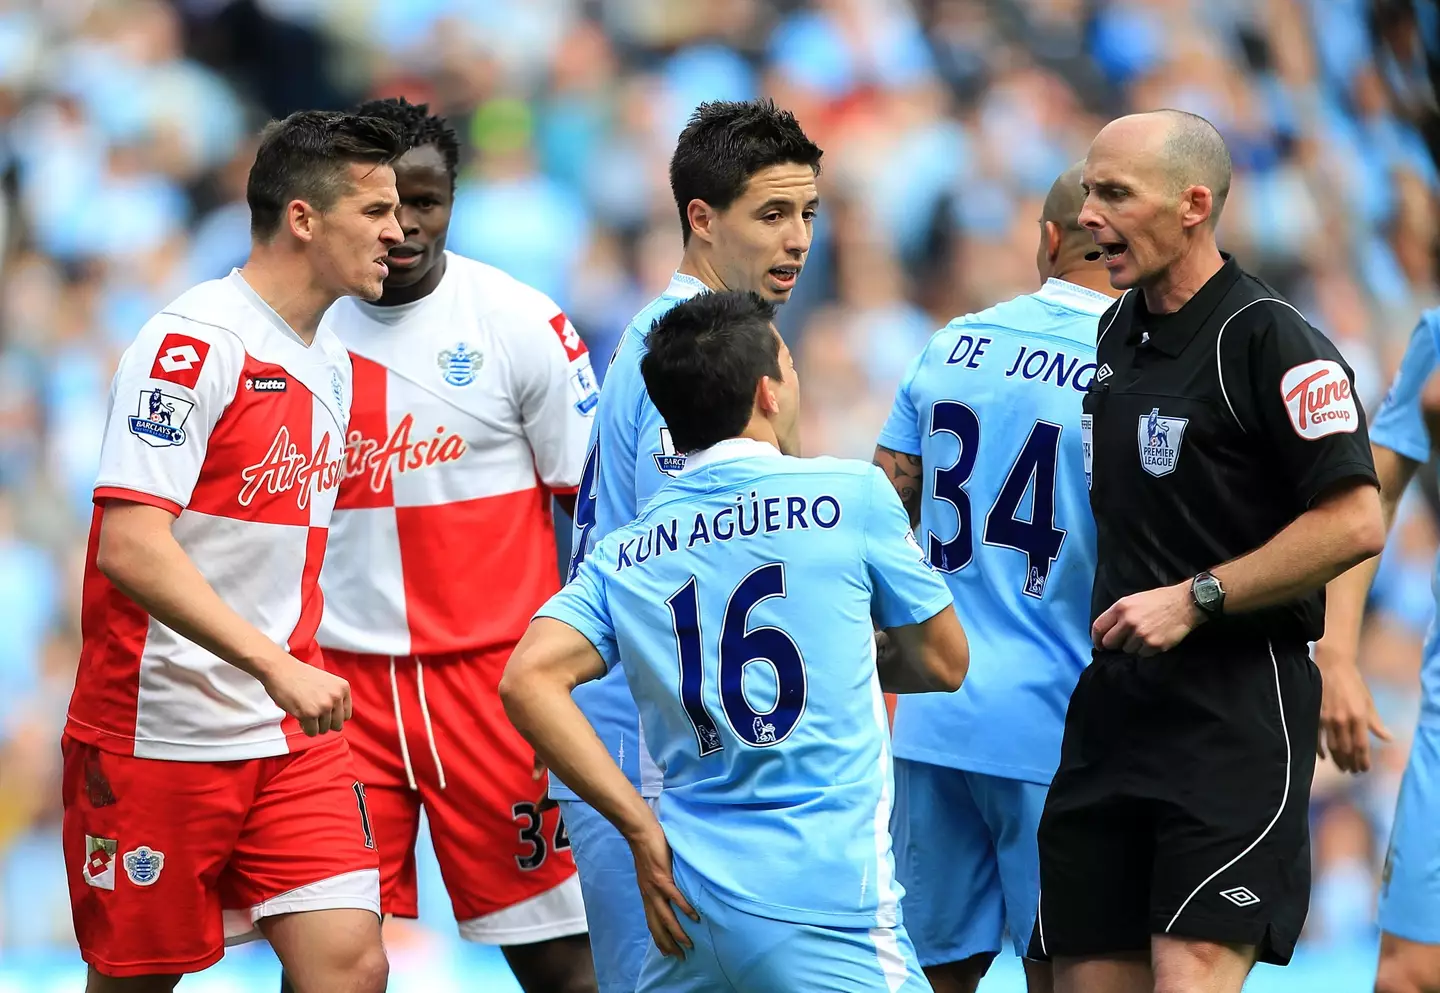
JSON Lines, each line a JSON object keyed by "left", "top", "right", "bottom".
{"left": 1027, "top": 638, "right": 1320, "bottom": 966}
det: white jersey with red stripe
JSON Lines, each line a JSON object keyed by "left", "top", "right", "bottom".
{"left": 67, "top": 270, "right": 352, "bottom": 762}
{"left": 318, "top": 253, "right": 597, "bottom": 657}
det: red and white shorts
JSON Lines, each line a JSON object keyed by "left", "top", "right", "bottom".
{"left": 61, "top": 733, "right": 381, "bottom": 978}
{"left": 326, "top": 646, "right": 586, "bottom": 944}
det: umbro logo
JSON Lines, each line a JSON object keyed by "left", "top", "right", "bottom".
{"left": 1219, "top": 886, "right": 1259, "bottom": 907}
{"left": 1095, "top": 363, "right": 1113, "bottom": 383}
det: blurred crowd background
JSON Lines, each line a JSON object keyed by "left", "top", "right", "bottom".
{"left": 0, "top": 0, "right": 1437, "bottom": 988}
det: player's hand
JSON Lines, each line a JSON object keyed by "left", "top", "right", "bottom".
{"left": 627, "top": 821, "right": 699, "bottom": 960}
{"left": 260, "top": 655, "right": 352, "bottom": 736}
{"left": 1093, "top": 582, "right": 1203, "bottom": 657}
{"left": 1315, "top": 645, "right": 1392, "bottom": 773}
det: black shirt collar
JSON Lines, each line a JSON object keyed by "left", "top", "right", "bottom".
{"left": 1126, "top": 252, "right": 1242, "bottom": 356}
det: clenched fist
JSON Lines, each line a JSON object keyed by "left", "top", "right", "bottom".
{"left": 1093, "top": 581, "right": 1204, "bottom": 657}
{"left": 261, "top": 656, "right": 353, "bottom": 736}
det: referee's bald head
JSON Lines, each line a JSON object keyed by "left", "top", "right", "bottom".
{"left": 1089, "top": 110, "right": 1231, "bottom": 227}
{"left": 1153, "top": 109, "right": 1231, "bottom": 226}
{"left": 1080, "top": 110, "right": 1231, "bottom": 291}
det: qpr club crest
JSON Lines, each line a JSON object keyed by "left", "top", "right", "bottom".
{"left": 122, "top": 845, "right": 165, "bottom": 886}
{"left": 1137, "top": 407, "right": 1188, "bottom": 477}
{"left": 438, "top": 343, "right": 483, "bottom": 387}
{"left": 128, "top": 388, "right": 196, "bottom": 447}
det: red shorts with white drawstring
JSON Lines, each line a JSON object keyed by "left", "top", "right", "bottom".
{"left": 324, "top": 647, "right": 586, "bottom": 945}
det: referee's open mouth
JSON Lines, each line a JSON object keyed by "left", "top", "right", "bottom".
{"left": 1100, "top": 240, "right": 1129, "bottom": 269}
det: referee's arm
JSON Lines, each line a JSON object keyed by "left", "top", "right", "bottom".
{"left": 1094, "top": 310, "right": 1385, "bottom": 657}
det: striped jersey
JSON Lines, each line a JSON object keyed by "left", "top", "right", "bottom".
{"left": 68, "top": 270, "right": 352, "bottom": 761}
{"left": 318, "top": 253, "right": 596, "bottom": 657}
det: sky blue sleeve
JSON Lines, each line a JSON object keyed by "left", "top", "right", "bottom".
{"left": 534, "top": 554, "right": 620, "bottom": 671}
{"left": 590, "top": 330, "right": 643, "bottom": 536}
{"left": 876, "top": 347, "right": 925, "bottom": 455}
{"left": 1370, "top": 311, "right": 1440, "bottom": 464}
{"left": 863, "top": 466, "right": 954, "bottom": 628}
{"left": 633, "top": 391, "right": 678, "bottom": 514}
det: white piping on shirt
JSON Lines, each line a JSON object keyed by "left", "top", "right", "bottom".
{"left": 415, "top": 658, "right": 448, "bottom": 790}
{"left": 389, "top": 657, "right": 419, "bottom": 791}
{"left": 1096, "top": 289, "right": 1131, "bottom": 347}
{"left": 1213, "top": 297, "right": 1311, "bottom": 434}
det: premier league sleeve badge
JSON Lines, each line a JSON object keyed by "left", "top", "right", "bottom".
{"left": 128, "top": 388, "right": 196, "bottom": 448}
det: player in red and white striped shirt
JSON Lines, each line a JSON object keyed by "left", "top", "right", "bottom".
{"left": 308, "top": 98, "right": 597, "bottom": 993}
{"left": 65, "top": 111, "right": 405, "bottom": 992}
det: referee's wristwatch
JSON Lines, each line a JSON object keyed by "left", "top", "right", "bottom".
{"left": 1190, "top": 571, "right": 1226, "bottom": 617}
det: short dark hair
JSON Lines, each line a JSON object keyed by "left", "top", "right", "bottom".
{"left": 641, "top": 291, "right": 781, "bottom": 453}
{"left": 669, "top": 99, "right": 823, "bottom": 245}
{"left": 352, "top": 96, "right": 461, "bottom": 188}
{"left": 247, "top": 110, "right": 409, "bottom": 240}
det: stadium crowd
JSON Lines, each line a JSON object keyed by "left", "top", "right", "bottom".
{"left": 0, "top": 0, "right": 1436, "bottom": 977}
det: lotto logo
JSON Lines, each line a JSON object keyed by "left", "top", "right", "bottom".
{"left": 1281, "top": 360, "right": 1357, "bottom": 440}
{"left": 149, "top": 333, "right": 211, "bottom": 389}
{"left": 159, "top": 346, "right": 200, "bottom": 372}
{"left": 549, "top": 312, "right": 588, "bottom": 362}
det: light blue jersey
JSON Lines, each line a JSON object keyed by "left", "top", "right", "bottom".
{"left": 877, "top": 278, "right": 1110, "bottom": 785}
{"left": 555, "top": 271, "right": 708, "bottom": 801}
{"left": 538, "top": 440, "right": 954, "bottom": 928}
{"left": 1371, "top": 309, "right": 1440, "bottom": 942}
{"left": 1369, "top": 308, "right": 1440, "bottom": 726}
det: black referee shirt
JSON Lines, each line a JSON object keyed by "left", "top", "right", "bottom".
{"left": 1083, "top": 253, "right": 1378, "bottom": 649}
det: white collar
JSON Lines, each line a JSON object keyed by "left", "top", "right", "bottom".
{"left": 1036, "top": 277, "right": 1115, "bottom": 317}
{"left": 665, "top": 271, "right": 709, "bottom": 300}
{"left": 680, "top": 437, "right": 782, "bottom": 474}
{"left": 229, "top": 269, "right": 309, "bottom": 346}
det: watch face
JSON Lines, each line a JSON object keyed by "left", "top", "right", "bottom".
{"left": 1197, "top": 579, "right": 1221, "bottom": 608}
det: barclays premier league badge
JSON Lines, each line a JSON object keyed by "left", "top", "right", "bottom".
{"left": 437, "top": 343, "right": 483, "bottom": 387}
{"left": 1137, "top": 407, "right": 1187, "bottom": 477}
{"left": 128, "top": 388, "right": 196, "bottom": 448}
{"left": 653, "top": 427, "right": 686, "bottom": 476}
{"left": 122, "top": 845, "right": 165, "bottom": 886}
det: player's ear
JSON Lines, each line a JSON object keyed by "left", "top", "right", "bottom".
{"left": 287, "top": 199, "right": 317, "bottom": 243}
{"left": 755, "top": 375, "right": 780, "bottom": 417}
{"left": 686, "top": 199, "right": 718, "bottom": 245}
{"left": 1045, "top": 221, "right": 1062, "bottom": 264}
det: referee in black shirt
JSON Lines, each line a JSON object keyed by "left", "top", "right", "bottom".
{"left": 1029, "top": 110, "right": 1386, "bottom": 993}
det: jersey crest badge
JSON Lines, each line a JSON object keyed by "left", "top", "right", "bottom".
{"left": 1137, "top": 407, "right": 1187, "bottom": 477}
{"left": 653, "top": 427, "right": 686, "bottom": 476}
{"left": 83, "top": 835, "right": 117, "bottom": 890}
{"left": 437, "top": 343, "right": 483, "bottom": 387}
{"left": 122, "top": 845, "right": 164, "bottom": 886}
{"left": 129, "top": 388, "right": 195, "bottom": 448}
